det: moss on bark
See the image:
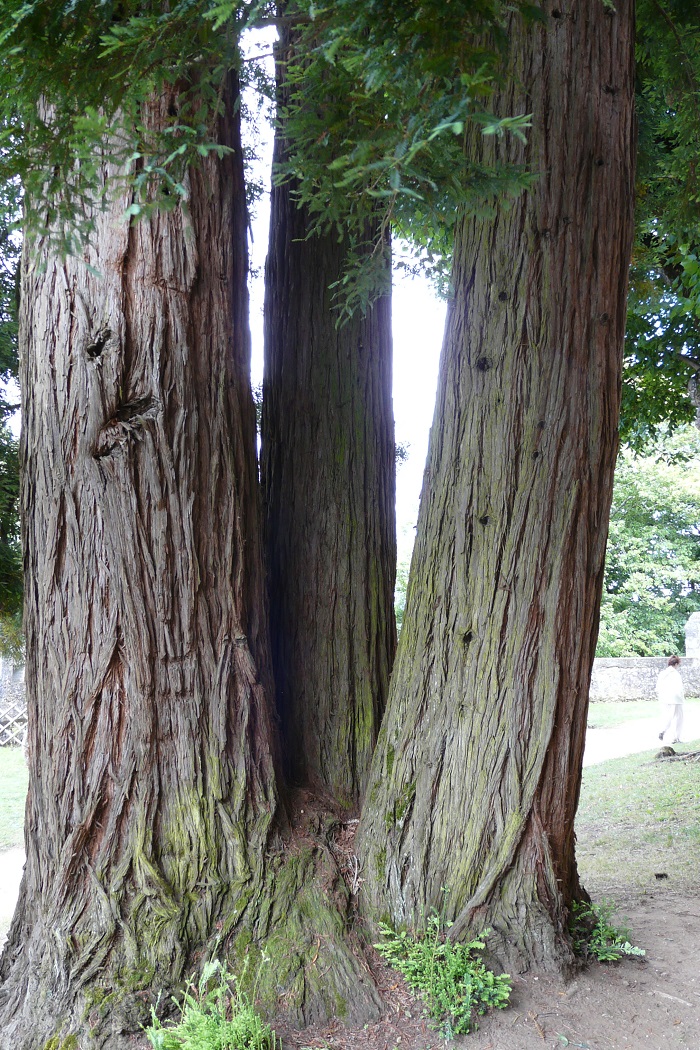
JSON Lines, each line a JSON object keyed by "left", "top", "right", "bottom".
{"left": 357, "top": 0, "right": 636, "bottom": 975}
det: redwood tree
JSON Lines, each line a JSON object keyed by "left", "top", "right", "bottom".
{"left": 262, "top": 25, "right": 396, "bottom": 810}
{"left": 358, "top": 0, "right": 636, "bottom": 972}
{"left": 0, "top": 78, "right": 287, "bottom": 1045}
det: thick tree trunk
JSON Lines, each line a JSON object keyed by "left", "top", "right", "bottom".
{"left": 0, "top": 78, "right": 386, "bottom": 1047}
{"left": 262, "top": 33, "right": 396, "bottom": 810}
{"left": 0, "top": 81, "right": 283, "bottom": 1046}
{"left": 359, "top": 0, "right": 636, "bottom": 973}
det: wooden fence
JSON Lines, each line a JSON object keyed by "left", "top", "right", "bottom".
{"left": 0, "top": 694, "right": 26, "bottom": 747}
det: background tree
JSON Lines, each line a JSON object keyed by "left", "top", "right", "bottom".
{"left": 0, "top": 179, "right": 22, "bottom": 651}
{"left": 621, "top": 0, "right": 700, "bottom": 449}
{"left": 597, "top": 425, "right": 700, "bottom": 657}
{"left": 359, "top": 0, "right": 636, "bottom": 972}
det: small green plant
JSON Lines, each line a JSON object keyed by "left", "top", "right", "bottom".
{"left": 145, "top": 958, "right": 277, "bottom": 1050}
{"left": 569, "top": 900, "right": 646, "bottom": 962}
{"left": 374, "top": 913, "right": 511, "bottom": 1037}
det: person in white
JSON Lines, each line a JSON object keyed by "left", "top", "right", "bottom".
{"left": 657, "top": 654, "right": 685, "bottom": 744}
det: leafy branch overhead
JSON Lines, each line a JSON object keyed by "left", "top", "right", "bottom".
{"left": 0, "top": 0, "right": 268, "bottom": 251}
{"left": 273, "top": 0, "right": 537, "bottom": 310}
{"left": 0, "top": 1, "right": 536, "bottom": 299}
{"left": 2, "top": 0, "right": 700, "bottom": 329}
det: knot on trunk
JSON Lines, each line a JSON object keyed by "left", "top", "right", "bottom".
{"left": 85, "top": 328, "right": 113, "bottom": 360}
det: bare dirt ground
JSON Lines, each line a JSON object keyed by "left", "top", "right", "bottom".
{"left": 274, "top": 887, "right": 700, "bottom": 1050}
{"left": 2, "top": 719, "right": 699, "bottom": 1049}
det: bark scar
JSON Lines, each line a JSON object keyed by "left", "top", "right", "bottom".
{"left": 94, "top": 395, "right": 160, "bottom": 458}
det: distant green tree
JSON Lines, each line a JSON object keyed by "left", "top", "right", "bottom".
{"left": 622, "top": 0, "right": 700, "bottom": 449}
{"left": 597, "top": 426, "right": 700, "bottom": 657}
{"left": 0, "top": 424, "right": 21, "bottom": 614}
{"left": 0, "top": 181, "right": 20, "bottom": 385}
{"left": 394, "top": 558, "right": 410, "bottom": 635}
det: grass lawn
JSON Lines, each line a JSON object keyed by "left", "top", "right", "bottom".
{"left": 587, "top": 695, "right": 700, "bottom": 730}
{"left": 0, "top": 747, "right": 27, "bottom": 851}
{"left": 576, "top": 734, "right": 700, "bottom": 893}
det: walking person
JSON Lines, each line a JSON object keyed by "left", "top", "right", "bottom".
{"left": 657, "top": 654, "right": 685, "bottom": 744}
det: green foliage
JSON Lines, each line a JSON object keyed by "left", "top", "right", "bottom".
{"left": 0, "top": 612, "right": 23, "bottom": 662}
{"left": 621, "top": 265, "right": 699, "bottom": 451}
{"left": 0, "top": 0, "right": 531, "bottom": 259}
{"left": 276, "top": 0, "right": 537, "bottom": 314}
{"left": 0, "top": 179, "right": 20, "bottom": 397}
{"left": 0, "top": 181, "right": 22, "bottom": 632}
{"left": 569, "top": 901, "right": 645, "bottom": 963}
{"left": 0, "top": 424, "right": 22, "bottom": 620}
{"left": 145, "top": 959, "right": 277, "bottom": 1050}
{"left": 622, "top": 1, "right": 700, "bottom": 447}
{"left": 0, "top": 1, "right": 271, "bottom": 255}
{"left": 636, "top": 0, "right": 700, "bottom": 241}
{"left": 597, "top": 426, "right": 700, "bottom": 656}
{"left": 0, "top": 179, "right": 21, "bottom": 630}
{"left": 374, "top": 913, "right": 511, "bottom": 1038}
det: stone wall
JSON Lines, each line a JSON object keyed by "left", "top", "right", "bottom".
{"left": 590, "top": 656, "right": 700, "bottom": 702}
{"left": 590, "top": 614, "right": 700, "bottom": 700}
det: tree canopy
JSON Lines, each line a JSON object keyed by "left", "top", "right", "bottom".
{"left": 0, "top": 1, "right": 542, "bottom": 319}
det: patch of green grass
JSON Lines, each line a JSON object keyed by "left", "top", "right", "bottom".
{"left": 374, "top": 913, "right": 511, "bottom": 1038}
{"left": 576, "top": 735, "right": 700, "bottom": 892}
{"left": 587, "top": 697, "right": 700, "bottom": 730}
{"left": 0, "top": 746, "right": 27, "bottom": 850}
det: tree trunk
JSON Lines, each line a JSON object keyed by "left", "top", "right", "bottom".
{"left": 0, "top": 76, "right": 386, "bottom": 1048}
{"left": 262, "top": 32, "right": 396, "bottom": 810}
{"left": 0, "top": 80, "right": 283, "bottom": 1046}
{"left": 358, "top": 0, "right": 636, "bottom": 973}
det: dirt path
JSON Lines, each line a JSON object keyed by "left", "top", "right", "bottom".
{"left": 458, "top": 889, "right": 700, "bottom": 1050}
{"left": 584, "top": 705, "right": 700, "bottom": 767}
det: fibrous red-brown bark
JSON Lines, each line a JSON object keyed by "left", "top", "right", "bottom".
{"left": 359, "top": 0, "right": 636, "bottom": 972}
{"left": 0, "top": 80, "right": 281, "bottom": 1046}
{"left": 262, "top": 28, "right": 396, "bottom": 810}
